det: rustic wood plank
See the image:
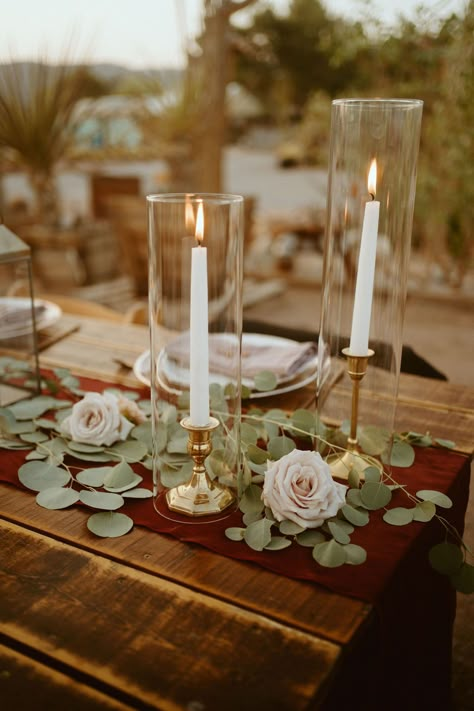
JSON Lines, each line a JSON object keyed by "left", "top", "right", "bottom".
{"left": 0, "top": 519, "right": 341, "bottom": 711}
{"left": 0, "top": 644, "right": 133, "bottom": 710}
{"left": 0, "top": 484, "right": 370, "bottom": 647}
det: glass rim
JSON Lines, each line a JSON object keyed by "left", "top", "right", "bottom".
{"left": 146, "top": 192, "right": 244, "bottom": 204}
{"left": 332, "top": 98, "right": 423, "bottom": 108}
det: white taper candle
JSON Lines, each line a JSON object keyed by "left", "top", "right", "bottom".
{"left": 349, "top": 159, "right": 380, "bottom": 355}
{"left": 189, "top": 201, "right": 210, "bottom": 426}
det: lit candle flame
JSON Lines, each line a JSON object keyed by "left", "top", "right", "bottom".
{"left": 368, "top": 159, "right": 377, "bottom": 199}
{"left": 195, "top": 201, "right": 204, "bottom": 244}
{"left": 185, "top": 195, "right": 195, "bottom": 233}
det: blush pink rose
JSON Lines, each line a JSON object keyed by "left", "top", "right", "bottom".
{"left": 61, "top": 392, "right": 134, "bottom": 447}
{"left": 263, "top": 449, "right": 347, "bottom": 529}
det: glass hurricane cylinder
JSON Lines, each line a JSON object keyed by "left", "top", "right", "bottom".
{"left": 317, "top": 99, "right": 423, "bottom": 470}
{"left": 147, "top": 193, "right": 244, "bottom": 523}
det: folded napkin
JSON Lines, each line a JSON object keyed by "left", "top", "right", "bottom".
{"left": 166, "top": 333, "right": 317, "bottom": 382}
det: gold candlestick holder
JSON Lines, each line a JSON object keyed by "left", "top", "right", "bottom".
{"left": 166, "top": 416, "right": 235, "bottom": 517}
{"left": 327, "top": 347, "right": 383, "bottom": 481}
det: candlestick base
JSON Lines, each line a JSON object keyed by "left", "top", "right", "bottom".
{"left": 327, "top": 448, "right": 383, "bottom": 481}
{"left": 165, "top": 416, "right": 235, "bottom": 517}
{"left": 327, "top": 347, "right": 382, "bottom": 481}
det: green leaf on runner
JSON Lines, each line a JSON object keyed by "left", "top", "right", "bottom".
{"left": 18, "top": 461, "right": 70, "bottom": 492}
{"left": 36, "top": 487, "right": 80, "bottom": 510}
{"left": 87, "top": 512, "right": 134, "bottom": 538}
{"left": 416, "top": 490, "right": 453, "bottom": 509}
{"left": 383, "top": 507, "right": 415, "bottom": 526}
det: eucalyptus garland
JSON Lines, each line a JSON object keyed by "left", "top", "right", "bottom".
{"left": 0, "top": 359, "right": 472, "bottom": 594}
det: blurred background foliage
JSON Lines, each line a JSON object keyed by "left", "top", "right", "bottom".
{"left": 233, "top": 0, "right": 473, "bottom": 281}
{"left": 0, "top": 0, "right": 472, "bottom": 283}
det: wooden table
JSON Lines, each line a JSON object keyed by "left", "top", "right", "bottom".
{"left": 1, "top": 316, "right": 473, "bottom": 710}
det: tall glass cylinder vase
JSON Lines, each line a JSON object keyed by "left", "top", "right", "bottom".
{"left": 147, "top": 193, "right": 244, "bottom": 523}
{"left": 317, "top": 99, "right": 423, "bottom": 475}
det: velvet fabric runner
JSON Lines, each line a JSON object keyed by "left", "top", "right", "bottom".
{"left": 0, "top": 373, "right": 470, "bottom": 708}
{"left": 0, "top": 374, "right": 469, "bottom": 605}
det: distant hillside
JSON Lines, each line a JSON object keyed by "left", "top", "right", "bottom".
{"left": 0, "top": 61, "right": 183, "bottom": 92}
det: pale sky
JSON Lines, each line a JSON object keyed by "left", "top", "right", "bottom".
{"left": 0, "top": 0, "right": 467, "bottom": 69}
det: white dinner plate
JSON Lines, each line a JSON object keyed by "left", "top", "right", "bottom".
{"left": 133, "top": 333, "right": 320, "bottom": 399}
{"left": 0, "top": 298, "right": 62, "bottom": 339}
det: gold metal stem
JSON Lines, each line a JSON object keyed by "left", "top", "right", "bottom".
{"left": 165, "top": 416, "right": 235, "bottom": 517}
{"left": 327, "top": 347, "right": 382, "bottom": 480}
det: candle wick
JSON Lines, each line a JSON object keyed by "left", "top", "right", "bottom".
{"left": 369, "top": 192, "right": 375, "bottom": 201}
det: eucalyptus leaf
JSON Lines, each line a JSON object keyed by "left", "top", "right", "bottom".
{"left": 347, "top": 469, "right": 360, "bottom": 489}
{"left": 121, "top": 487, "right": 153, "bottom": 499}
{"left": 8, "top": 420, "right": 37, "bottom": 434}
{"left": 241, "top": 422, "right": 259, "bottom": 447}
{"left": 405, "top": 431, "right": 432, "bottom": 447}
{"left": 34, "top": 417, "right": 63, "bottom": 430}
{"left": 429, "top": 542, "right": 464, "bottom": 576}
{"left": 450, "top": 563, "right": 474, "bottom": 594}
{"left": 264, "top": 506, "right": 276, "bottom": 521}
{"left": 244, "top": 518, "right": 273, "bottom": 551}
{"left": 341, "top": 504, "right": 370, "bottom": 527}
{"left": 360, "top": 482, "right": 392, "bottom": 510}
{"left": 363, "top": 466, "right": 382, "bottom": 484}
{"left": 103, "top": 461, "right": 142, "bottom": 492}
{"left": 241, "top": 385, "right": 252, "bottom": 400}
{"left": 36, "top": 487, "right": 80, "bottom": 510}
{"left": 279, "top": 520, "right": 305, "bottom": 535}
{"left": 0, "top": 438, "right": 31, "bottom": 450}
{"left": 131, "top": 421, "right": 154, "bottom": 453}
{"left": 416, "top": 490, "right": 453, "bottom": 509}
{"left": 290, "top": 409, "right": 316, "bottom": 436}
{"left": 242, "top": 511, "right": 263, "bottom": 525}
{"left": 206, "top": 449, "right": 231, "bottom": 479}
{"left": 413, "top": 500, "right": 436, "bottom": 522}
{"left": 346, "top": 488, "right": 363, "bottom": 508}
{"left": 358, "top": 425, "right": 391, "bottom": 456}
{"left": 108, "top": 439, "right": 148, "bottom": 462}
{"left": 265, "top": 536, "right": 293, "bottom": 551}
{"left": 254, "top": 370, "right": 278, "bottom": 392}
{"left": 0, "top": 407, "right": 16, "bottom": 432}
{"left": 263, "top": 408, "right": 288, "bottom": 439}
{"left": 20, "top": 431, "right": 50, "bottom": 444}
{"left": 344, "top": 544, "right": 367, "bottom": 566}
{"left": 76, "top": 466, "right": 113, "bottom": 488}
{"left": 18, "top": 461, "right": 70, "bottom": 491}
{"left": 65, "top": 448, "right": 115, "bottom": 463}
{"left": 167, "top": 432, "right": 189, "bottom": 455}
{"left": 296, "top": 530, "right": 325, "bottom": 547}
{"left": 248, "top": 461, "right": 267, "bottom": 476}
{"left": 60, "top": 374, "right": 81, "bottom": 390}
{"left": 240, "top": 483, "right": 265, "bottom": 515}
{"left": 246, "top": 443, "right": 269, "bottom": 464}
{"left": 25, "top": 450, "right": 47, "bottom": 460}
{"left": 9, "top": 397, "right": 62, "bottom": 420}
{"left": 67, "top": 441, "right": 105, "bottom": 453}
{"left": 79, "top": 490, "right": 124, "bottom": 511}
{"left": 383, "top": 507, "right": 414, "bottom": 526}
{"left": 267, "top": 435, "right": 296, "bottom": 460}
{"left": 225, "top": 527, "right": 246, "bottom": 541}
{"left": 434, "top": 438, "right": 455, "bottom": 449}
{"left": 328, "top": 520, "right": 352, "bottom": 544}
{"left": 312, "top": 539, "right": 346, "bottom": 568}
{"left": 87, "top": 511, "right": 134, "bottom": 538}
{"left": 385, "top": 440, "right": 415, "bottom": 468}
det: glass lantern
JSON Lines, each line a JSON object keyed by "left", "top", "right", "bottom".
{"left": 147, "top": 193, "right": 244, "bottom": 523}
{"left": 317, "top": 99, "right": 423, "bottom": 475}
{"left": 0, "top": 225, "right": 41, "bottom": 405}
